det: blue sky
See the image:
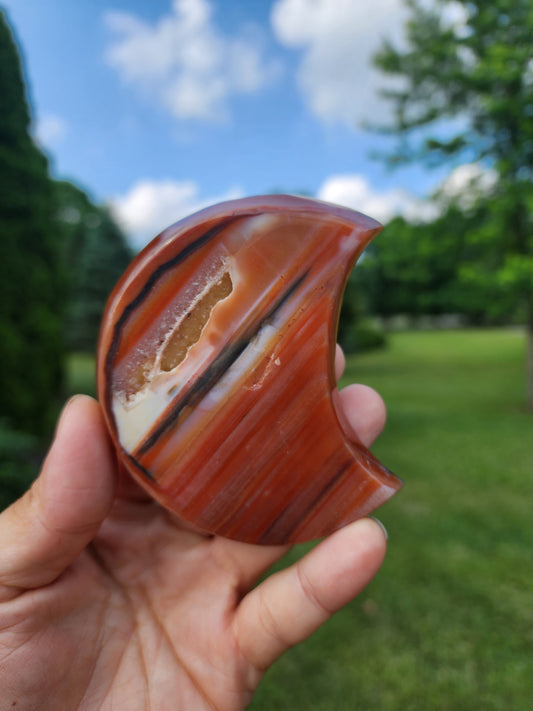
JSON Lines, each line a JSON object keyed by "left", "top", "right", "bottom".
{"left": 4, "top": 0, "right": 455, "bottom": 249}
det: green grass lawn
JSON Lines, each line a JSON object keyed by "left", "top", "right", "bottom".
{"left": 250, "top": 329, "right": 532, "bottom": 711}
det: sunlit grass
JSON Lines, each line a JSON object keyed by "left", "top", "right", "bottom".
{"left": 251, "top": 329, "right": 532, "bottom": 710}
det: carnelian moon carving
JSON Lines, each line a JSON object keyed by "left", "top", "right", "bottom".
{"left": 97, "top": 195, "right": 402, "bottom": 544}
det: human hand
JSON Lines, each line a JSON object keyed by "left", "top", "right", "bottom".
{"left": 0, "top": 348, "right": 388, "bottom": 711}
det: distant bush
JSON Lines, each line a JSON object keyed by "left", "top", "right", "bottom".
{"left": 340, "top": 319, "right": 387, "bottom": 354}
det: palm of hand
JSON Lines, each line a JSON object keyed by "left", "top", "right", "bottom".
{"left": 3, "top": 491, "right": 283, "bottom": 710}
{"left": 0, "top": 382, "right": 387, "bottom": 711}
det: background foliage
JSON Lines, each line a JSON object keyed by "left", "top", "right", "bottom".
{"left": 0, "top": 12, "right": 65, "bottom": 437}
{"left": 0, "top": 9, "right": 131, "bottom": 504}
{"left": 372, "top": 0, "right": 533, "bottom": 406}
{"left": 56, "top": 180, "right": 132, "bottom": 352}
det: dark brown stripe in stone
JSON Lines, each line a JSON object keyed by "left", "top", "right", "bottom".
{"left": 124, "top": 451, "right": 155, "bottom": 481}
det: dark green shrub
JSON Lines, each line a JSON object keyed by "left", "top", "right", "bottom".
{"left": 340, "top": 320, "right": 387, "bottom": 354}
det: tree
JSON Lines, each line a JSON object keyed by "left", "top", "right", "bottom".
{"left": 0, "top": 9, "right": 66, "bottom": 436}
{"left": 359, "top": 212, "right": 467, "bottom": 318}
{"left": 359, "top": 203, "right": 522, "bottom": 325}
{"left": 373, "top": 0, "right": 533, "bottom": 408}
{"left": 55, "top": 181, "right": 133, "bottom": 351}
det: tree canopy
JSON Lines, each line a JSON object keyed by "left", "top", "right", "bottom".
{"left": 373, "top": 0, "right": 533, "bottom": 407}
{"left": 375, "top": 0, "right": 533, "bottom": 174}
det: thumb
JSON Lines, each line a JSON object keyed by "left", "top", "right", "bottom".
{"left": 0, "top": 395, "right": 116, "bottom": 599}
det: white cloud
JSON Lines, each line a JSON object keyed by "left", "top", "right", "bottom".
{"left": 317, "top": 163, "right": 497, "bottom": 226}
{"left": 33, "top": 113, "right": 68, "bottom": 148}
{"left": 441, "top": 1, "right": 471, "bottom": 37}
{"left": 271, "top": 0, "right": 407, "bottom": 125}
{"left": 317, "top": 174, "right": 438, "bottom": 225}
{"left": 104, "top": 0, "right": 278, "bottom": 122}
{"left": 435, "top": 163, "right": 497, "bottom": 209}
{"left": 109, "top": 179, "right": 243, "bottom": 250}
{"left": 111, "top": 165, "right": 491, "bottom": 251}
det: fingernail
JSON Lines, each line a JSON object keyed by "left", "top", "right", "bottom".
{"left": 369, "top": 516, "right": 388, "bottom": 541}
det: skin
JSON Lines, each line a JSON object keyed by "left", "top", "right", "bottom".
{"left": 0, "top": 349, "right": 388, "bottom": 710}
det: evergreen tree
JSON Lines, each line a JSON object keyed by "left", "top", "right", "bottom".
{"left": 55, "top": 180, "right": 133, "bottom": 352}
{"left": 0, "top": 9, "right": 66, "bottom": 436}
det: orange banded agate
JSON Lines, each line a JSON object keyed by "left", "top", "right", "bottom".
{"left": 97, "top": 195, "right": 402, "bottom": 544}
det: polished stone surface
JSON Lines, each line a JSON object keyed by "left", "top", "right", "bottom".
{"left": 97, "top": 195, "right": 402, "bottom": 544}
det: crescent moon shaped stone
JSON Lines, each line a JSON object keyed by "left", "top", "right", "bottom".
{"left": 97, "top": 195, "right": 402, "bottom": 544}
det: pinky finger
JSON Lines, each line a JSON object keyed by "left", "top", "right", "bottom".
{"left": 233, "top": 517, "right": 387, "bottom": 678}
